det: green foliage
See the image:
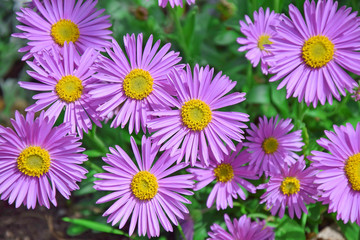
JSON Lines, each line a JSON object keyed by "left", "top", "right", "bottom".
{"left": 63, "top": 217, "right": 130, "bottom": 237}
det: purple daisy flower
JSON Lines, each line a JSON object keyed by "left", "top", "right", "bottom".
{"left": 188, "top": 144, "right": 258, "bottom": 210}
{"left": 237, "top": 7, "right": 281, "bottom": 75}
{"left": 208, "top": 214, "right": 274, "bottom": 240}
{"left": 0, "top": 111, "right": 87, "bottom": 209}
{"left": 93, "top": 136, "right": 194, "bottom": 238}
{"left": 91, "top": 33, "right": 182, "bottom": 134}
{"left": 148, "top": 64, "right": 249, "bottom": 166}
{"left": 19, "top": 42, "right": 101, "bottom": 137}
{"left": 310, "top": 123, "right": 360, "bottom": 224}
{"left": 244, "top": 115, "right": 304, "bottom": 177}
{"left": 266, "top": 0, "right": 360, "bottom": 107}
{"left": 258, "top": 156, "right": 318, "bottom": 219}
{"left": 12, "top": 0, "right": 112, "bottom": 60}
{"left": 158, "top": 0, "right": 195, "bottom": 8}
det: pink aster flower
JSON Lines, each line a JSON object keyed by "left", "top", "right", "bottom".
{"left": 266, "top": 0, "right": 360, "bottom": 107}
{"left": 91, "top": 33, "right": 182, "bottom": 134}
{"left": 0, "top": 111, "right": 87, "bottom": 209}
{"left": 19, "top": 42, "right": 101, "bottom": 138}
{"left": 310, "top": 122, "right": 360, "bottom": 224}
{"left": 158, "top": 0, "right": 195, "bottom": 8}
{"left": 188, "top": 144, "right": 258, "bottom": 210}
{"left": 258, "top": 156, "right": 318, "bottom": 219}
{"left": 244, "top": 115, "right": 304, "bottom": 177}
{"left": 93, "top": 136, "right": 194, "bottom": 238}
{"left": 148, "top": 64, "right": 249, "bottom": 166}
{"left": 237, "top": 7, "right": 281, "bottom": 74}
{"left": 12, "top": 0, "right": 112, "bottom": 60}
{"left": 208, "top": 214, "right": 274, "bottom": 240}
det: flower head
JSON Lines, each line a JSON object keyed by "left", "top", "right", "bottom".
{"left": 266, "top": 0, "right": 360, "bottom": 107}
{"left": 244, "top": 115, "right": 304, "bottom": 177}
{"left": 158, "top": 0, "right": 195, "bottom": 8}
{"left": 207, "top": 214, "right": 274, "bottom": 240}
{"left": 258, "top": 157, "right": 318, "bottom": 219}
{"left": 0, "top": 111, "right": 88, "bottom": 209}
{"left": 91, "top": 33, "right": 182, "bottom": 134}
{"left": 19, "top": 42, "right": 101, "bottom": 137}
{"left": 148, "top": 64, "right": 249, "bottom": 166}
{"left": 94, "top": 136, "right": 194, "bottom": 238}
{"left": 310, "top": 122, "right": 360, "bottom": 224}
{"left": 188, "top": 144, "right": 258, "bottom": 210}
{"left": 12, "top": 0, "right": 112, "bottom": 60}
{"left": 237, "top": 7, "right": 281, "bottom": 74}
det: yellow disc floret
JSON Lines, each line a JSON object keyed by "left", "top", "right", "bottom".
{"left": 181, "top": 99, "right": 212, "bottom": 131}
{"left": 302, "top": 35, "right": 334, "bottom": 68}
{"left": 123, "top": 69, "right": 154, "bottom": 100}
{"left": 257, "top": 34, "right": 273, "bottom": 51}
{"left": 214, "top": 163, "right": 234, "bottom": 182}
{"left": 17, "top": 146, "right": 51, "bottom": 177}
{"left": 131, "top": 171, "right": 158, "bottom": 200}
{"left": 262, "top": 137, "right": 279, "bottom": 154}
{"left": 345, "top": 153, "right": 360, "bottom": 191}
{"left": 51, "top": 19, "right": 80, "bottom": 46}
{"left": 280, "top": 177, "right": 300, "bottom": 196}
{"left": 55, "top": 75, "right": 83, "bottom": 103}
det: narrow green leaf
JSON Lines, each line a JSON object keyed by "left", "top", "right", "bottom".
{"left": 62, "top": 217, "right": 130, "bottom": 237}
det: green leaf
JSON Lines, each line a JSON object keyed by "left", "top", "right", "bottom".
{"left": 247, "top": 84, "right": 270, "bottom": 104}
{"left": 338, "top": 221, "right": 360, "bottom": 240}
{"left": 214, "top": 30, "right": 238, "bottom": 46}
{"left": 275, "top": 216, "right": 306, "bottom": 240}
{"left": 84, "top": 149, "right": 104, "bottom": 158}
{"left": 183, "top": 7, "right": 197, "bottom": 46}
{"left": 62, "top": 217, "right": 130, "bottom": 237}
{"left": 66, "top": 223, "right": 88, "bottom": 236}
{"left": 270, "top": 82, "right": 289, "bottom": 117}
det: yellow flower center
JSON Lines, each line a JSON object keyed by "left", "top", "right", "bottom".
{"left": 181, "top": 99, "right": 212, "bottom": 131}
{"left": 280, "top": 177, "right": 300, "bottom": 195}
{"left": 131, "top": 171, "right": 158, "bottom": 200}
{"left": 17, "top": 146, "right": 51, "bottom": 177}
{"left": 123, "top": 69, "right": 154, "bottom": 100}
{"left": 262, "top": 137, "right": 279, "bottom": 154}
{"left": 302, "top": 35, "right": 334, "bottom": 68}
{"left": 345, "top": 153, "right": 360, "bottom": 191}
{"left": 55, "top": 75, "right": 83, "bottom": 103}
{"left": 257, "top": 34, "right": 273, "bottom": 51}
{"left": 51, "top": 19, "right": 80, "bottom": 46}
{"left": 213, "top": 163, "right": 234, "bottom": 182}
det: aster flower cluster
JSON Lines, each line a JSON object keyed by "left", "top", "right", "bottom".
{"left": 2, "top": 0, "right": 360, "bottom": 239}
{"left": 238, "top": 0, "right": 360, "bottom": 107}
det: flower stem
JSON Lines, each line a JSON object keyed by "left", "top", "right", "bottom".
{"left": 170, "top": 7, "right": 190, "bottom": 62}
{"left": 178, "top": 223, "right": 187, "bottom": 240}
{"left": 88, "top": 126, "right": 108, "bottom": 154}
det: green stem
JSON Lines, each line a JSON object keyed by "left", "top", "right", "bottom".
{"left": 301, "top": 212, "right": 308, "bottom": 228}
{"left": 84, "top": 160, "right": 103, "bottom": 173}
{"left": 88, "top": 126, "right": 107, "bottom": 153}
{"left": 274, "top": 0, "right": 280, "bottom": 12}
{"left": 178, "top": 224, "right": 187, "bottom": 240}
{"left": 170, "top": 7, "right": 190, "bottom": 62}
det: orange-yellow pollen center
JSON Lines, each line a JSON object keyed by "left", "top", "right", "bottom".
{"left": 51, "top": 19, "right": 80, "bottom": 46}
{"left": 17, "top": 146, "right": 51, "bottom": 177}
{"left": 345, "top": 153, "right": 360, "bottom": 191}
{"left": 131, "top": 171, "right": 158, "bottom": 200}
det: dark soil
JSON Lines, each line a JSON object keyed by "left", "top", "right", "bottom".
{"left": 0, "top": 199, "right": 127, "bottom": 240}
